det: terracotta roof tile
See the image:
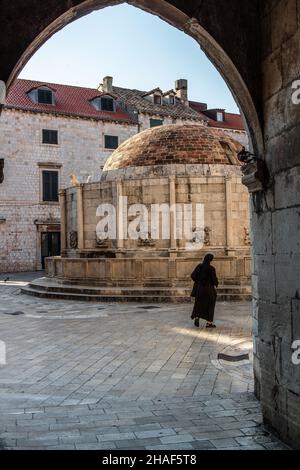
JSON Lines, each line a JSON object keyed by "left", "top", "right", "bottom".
{"left": 206, "top": 112, "right": 246, "bottom": 131}
{"left": 189, "top": 101, "right": 245, "bottom": 131}
{"left": 112, "top": 86, "right": 208, "bottom": 121}
{"left": 5, "top": 79, "right": 135, "bottom": 123}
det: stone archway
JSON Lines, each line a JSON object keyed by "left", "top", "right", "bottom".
{"left": 2, "top": 0, "right": 263, "bottom": 155}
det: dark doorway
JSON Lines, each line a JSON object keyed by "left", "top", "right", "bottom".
{"left": 41, "top": 232, "right": 61, "bottom": 269}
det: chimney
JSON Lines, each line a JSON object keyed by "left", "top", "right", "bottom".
{"left": 175, "top": 79, "right": 188, "bottom": 106}
{"left": 101, "top": 76, "right": 113, "bottom": 94}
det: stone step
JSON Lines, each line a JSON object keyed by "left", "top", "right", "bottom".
{"left": 26, "top": 280, "right": 187, "bottom": 296}
{"left": 26, "top": 278, "right": 251, "bottom": 296}
{"left": 21, "top": 282, "right": 252, "bottom": 303}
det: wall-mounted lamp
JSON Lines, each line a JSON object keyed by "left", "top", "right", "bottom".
{"left": 237, "top": 148, "right": 269, "bottom": 194}
{"left": 237, "top": 147, "right": 260, "bottom": 164}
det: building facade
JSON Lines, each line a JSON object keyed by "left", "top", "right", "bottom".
{"left": 0, "top": 76, "right": 248, "bottom": 273}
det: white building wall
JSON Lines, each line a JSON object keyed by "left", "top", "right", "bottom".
{"left": 0, "top": 108, "right": 138, "bottom": 272}
{"left": 223, "top": 129, "right": 249, "bottom": 149}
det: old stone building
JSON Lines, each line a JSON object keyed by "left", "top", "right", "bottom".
{"left": 0, "top": 77, "right": 246, "bottom": 273}
{"left": 1, "top": 0, "right": 300, "bottom": 449}
{"left": 23, "top": 124, "right": 251, "bottom": 301}
{"left": 104, "top": 75, "right": 248, "bottom": 147}
{"left": 0, "top": 79, "right": 138, "bottom": 272}
{"left": 190, "top": 101, "right": 249, "bottom": 148}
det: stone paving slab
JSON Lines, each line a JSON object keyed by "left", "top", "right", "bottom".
{"left": 0, "top": 273, "right": 289, "bottom": 450}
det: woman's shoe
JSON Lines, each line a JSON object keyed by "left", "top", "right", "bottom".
{"left": 206, "top": 323, "right": 216, "bottom": 328}
{"left": 194, "top": 318, "right": 200, "bottom": 328}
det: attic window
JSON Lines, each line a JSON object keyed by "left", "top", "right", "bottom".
{"left": 154, "top": 95, "right": 162, "bottom": 105}
{"left": 217, "top": 112, "right": 224, "bottom": 122}
{"left": 38, "top": 89, "right": 53, "bottom": 105}
{"left": 169, "top": 96, "right": 175, "bottom": 105}
{"left": 101, "top": 97, "right": 114, "bottom": 112}
{"left": 90, "top": 96, "right": 115, "bottom": 112}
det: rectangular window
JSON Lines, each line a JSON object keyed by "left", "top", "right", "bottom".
{"left": 169, "top": 96, "right": 175, "bottom": 105}
{"left": 38, "top": 89, "right": 53, "bottom": 105}
{"left": 42, "top": 170, "right": 59, "bottom": 202}
{"left": 154, "top": 95, "right": 162, "bottom": 105}
{"left": 104, "top": 135, "right": 119, "bottom": 149}
{"left": 42, "top": 129, "right": 58, "bottom": 145}
{"left": 150, "top": 118, "right": 163, "bottom": 128}
{"left": 101, "top": 97, "right": 114, "bottom": 112}
{"left": 217, "top": 112, "right": 224, "bottom": 122}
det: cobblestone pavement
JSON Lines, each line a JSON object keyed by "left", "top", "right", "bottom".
{"left": 0, "top": 273, "right": 288, "bottom": 450}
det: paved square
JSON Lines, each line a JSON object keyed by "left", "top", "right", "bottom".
{"left": 0, "top": 273, "right": 288, "bottom": 450}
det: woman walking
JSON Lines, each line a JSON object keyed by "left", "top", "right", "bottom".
{"left": 191, "top": 254, "right": 219, "bottom": 328}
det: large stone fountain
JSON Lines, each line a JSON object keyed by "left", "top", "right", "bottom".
{"left": 23, "top": 124, "right": 251, "bottom": 302}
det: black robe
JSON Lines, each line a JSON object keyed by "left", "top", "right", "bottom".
{"left": 191, "top": 263, "right": 219, "bottom": 322}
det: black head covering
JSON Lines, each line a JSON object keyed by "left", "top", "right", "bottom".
{"left": 196, "top": 254, "right": 214, "bottom": 285}
{"left": 203, "top": 253, "right": 214, "bottom": 264}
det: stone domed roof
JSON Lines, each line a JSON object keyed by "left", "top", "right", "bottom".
{"left": 103, "top": 124, "right": 242, "bottom": 171}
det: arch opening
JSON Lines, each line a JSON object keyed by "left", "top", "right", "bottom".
{"left": 5, "top": 0, "right": 263, "bottom": 156}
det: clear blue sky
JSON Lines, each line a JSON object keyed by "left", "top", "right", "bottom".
{"left": 20, "top": 4, "right": 239, "bottom": 113}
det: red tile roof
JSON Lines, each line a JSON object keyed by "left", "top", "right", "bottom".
{"left": 189, "top": 101, "right": 245, "bottom": 131}
{"left": 206, "top": 112, "right": 246, "bottom": 131}
{"left": 5, "top": 79, "right": 135, "bottom": 123}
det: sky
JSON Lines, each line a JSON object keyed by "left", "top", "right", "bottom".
{"left": 20, "top": 4, "right": 239, "bottom": 113}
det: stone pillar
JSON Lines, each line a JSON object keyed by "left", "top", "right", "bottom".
{"left": 169, "top": 176, "right": 177, "bottom": 252}
{"left": 0, "top": 80, "right": 6, "bottom": 111}
{"left": 59, "top": 189, "right": 67, "bottom": 254}
{"left": 35, "top": 229, "right": 43, "bottom": 271}
{"left": 116, "top": 180, "right": 124, "bottom": 250}
{"left": 225, "top": 175, "right": 234, "bottom": 255}
{"left": 76, "top": 184, "right": 84, "bottom": 251}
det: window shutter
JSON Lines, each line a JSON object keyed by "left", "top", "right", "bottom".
{"left": 42, "top": 130, "right": 58, "bottom": 144}
{"left": 101, "top": 97, "right": 114, "bottom": 112}
{"left": 42, "top": 171, "right": 59, "bottom": 202}
{"left": 51, "top": 172, "right": 58, "bottom": 201}
{"left": 150, "top": 119, "right": 163, "bottom": 128}
{"left": 38, "top": 89, "right": 53, "bottom": 105}
{"left": 43, "top": 171, "right": 50, "bottom": 201}
{"left": 104, "top": 135, "right": 119, "bottom": 149}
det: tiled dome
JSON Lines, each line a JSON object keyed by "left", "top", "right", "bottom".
{"left": 103, "top": 124, "right": 242, "bottom": 171}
